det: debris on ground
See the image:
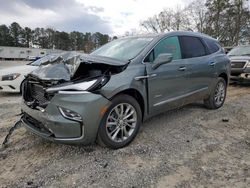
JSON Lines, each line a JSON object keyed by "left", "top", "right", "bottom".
{"left": 1, "top": 119, "right": 22, "bottom": 148}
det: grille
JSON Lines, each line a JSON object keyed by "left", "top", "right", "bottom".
{"left": 30, "top": 84, "right": 48, "bottom": 105}
{"left": 23, "top": 77, "right": 54, "bottom": 108}
{"left": 231, "top": 61, "right": 247, "bottom": 69}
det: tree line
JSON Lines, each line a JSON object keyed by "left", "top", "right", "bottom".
{"left": 0, "top": 22, "right": 116, "bottom": 53}
{"left": 0, "top": 0, "right": 249, "bottom": 49}
{"left": 141, "top": 0, "right": 250, "bottom": 46}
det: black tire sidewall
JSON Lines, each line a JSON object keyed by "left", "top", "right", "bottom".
{"left": 98, "top": 94, "right": 142, "bottom": 149}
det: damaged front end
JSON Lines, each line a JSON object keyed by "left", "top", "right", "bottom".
{"left": 22, "top": 52, "right": 129, "bottom": 111}
{"left": 20, "top": 52, "right": 128, "bottom": 144}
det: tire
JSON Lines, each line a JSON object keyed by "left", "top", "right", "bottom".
{"left": 20, "top": 80, "right": 24, "bottom": 94}
{"left": 204, "top": 77, "right": 227, "bottom": 109}
{"left": 97, "top": 94, "right": 142, "bottom": 149}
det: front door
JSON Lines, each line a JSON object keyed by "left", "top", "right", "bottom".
{"left": 144, "top": 36, "right": 192, "bottom": 115}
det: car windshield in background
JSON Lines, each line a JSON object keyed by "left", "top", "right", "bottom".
{"left": 91, "top": 37, "right": 153, "bottom": 61}
{"left": 228, "top": 46, "right": 250, "bottom": 56}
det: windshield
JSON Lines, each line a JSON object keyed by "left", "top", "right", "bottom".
{"left": 30, "top": 54, "right": 60, "bottom": 66}
{"left": 228, "top": 46, "right": 250, "bottom": 56}
{"left": 91, "top": 37, "right": 153, "bottom": 61}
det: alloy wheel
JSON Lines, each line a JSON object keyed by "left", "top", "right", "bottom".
{"left": 106, "top": 103, "right": 137, "bottom": 143}
{"left": 214, "top": 81, "right": 226, "bottom": 106}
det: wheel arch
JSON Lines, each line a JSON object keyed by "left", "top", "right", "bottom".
{"left": 218, "top": 72, "right": 228, "bottom": 85}
{"left": 111, "top": 88, "right": 145, "bottom": 121}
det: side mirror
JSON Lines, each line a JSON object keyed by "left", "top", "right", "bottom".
{"left": 152, "top": 53, "right": 173, "bottom": 70}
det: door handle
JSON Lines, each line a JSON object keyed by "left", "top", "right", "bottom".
{"left": 209, "top": 62, "right": 216, "bottom": 67}
{"left": 178, "top": 66, "right": 186, "bottom": 71}
{"left": 134, "top": 74, "right": 157, "bottom": 81}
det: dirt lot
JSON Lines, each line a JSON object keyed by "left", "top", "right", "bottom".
{"left": 0, "top": 84, "right": 250, "bottom": 188}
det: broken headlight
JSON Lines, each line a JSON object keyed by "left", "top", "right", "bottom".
{"left": 46, "top": 76, "right": 109, "bottom": 93}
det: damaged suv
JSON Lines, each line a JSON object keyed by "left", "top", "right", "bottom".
{"left": 21, "top": 31, "right": 230, "bottom": 149}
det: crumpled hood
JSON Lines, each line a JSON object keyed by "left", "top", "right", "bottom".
{"left": 30, "top": 52, "right": 129, "bottom": 81}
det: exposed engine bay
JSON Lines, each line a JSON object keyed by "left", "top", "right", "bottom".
{"left": 22, "top": 52, "right": 129, "bottom": 110}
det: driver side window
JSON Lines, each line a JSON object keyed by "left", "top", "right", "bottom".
{"left": 145, "top": 36, "right": 181, "bottom": 63}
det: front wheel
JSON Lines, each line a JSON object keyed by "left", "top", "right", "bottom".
{"left": 97, "top": 94, "right": 142, "bottom": 149}
{"left": 204, "top": 77, "right": 227, "bottom": 109}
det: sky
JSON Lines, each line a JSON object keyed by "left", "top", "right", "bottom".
{"left": 0, "top": 0, "right": 190, "bottom": 36}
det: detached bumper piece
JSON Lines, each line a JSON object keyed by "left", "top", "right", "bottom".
{"left": 21, "top": 112, "right": 54, "bottom": 138}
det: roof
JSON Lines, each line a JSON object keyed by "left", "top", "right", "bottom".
{"left": 118, "top": 31, "right": 217, "bottom": 41}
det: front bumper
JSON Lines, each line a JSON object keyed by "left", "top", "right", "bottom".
{"left": 21, "top": 91, "right": 111, "bottom": 145}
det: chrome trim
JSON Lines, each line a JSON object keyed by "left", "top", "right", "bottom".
{"left": 153, "top": 87, "right": 208, "bottom": 107}
{"left": 58, "top": 91, "right": 90, "bottom": 94}
{"left": 230, "top": 60, "right": 249, "bottom": 69}
{"left": 28, "top": 81, "right": 40, "bottom": 84}
{"left": 178, "top": 67, "right": 186, "bottom": 71}
{"left": 141, "top": 35, "right": 217, "bottom": 65}
{"left": 134, "top": 74, "right": 157, "bottom": 81}
{"left": 209, "top": 62, "right": 216, "bottom": 66}
{"left": 36, "top": 106, "right": 45, "bottom": 112}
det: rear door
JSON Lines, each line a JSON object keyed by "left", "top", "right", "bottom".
{"left": 179, "top": 36, "right": 215, "bottom": 97}
{"left": 144, "top": 36, "right": 192, "bottom": 115}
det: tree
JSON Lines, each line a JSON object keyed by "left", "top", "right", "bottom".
{"left": 204, "top": 0, "right": 250, "bottom": 46}
{"left": 0, "top": 22, "right": 111, "bottom": 52}
{"left": 70, "top": 31, "right": 84, "bottom": 50}
{"left": 185, "top": 0, "right": 207, "bottom": 32}
{"left": 45, "top": 28, "right": 56, "bottom": 49}
{"left": 140, "top": 7, "right": 191, "bottom": 33}
{"left": 0, "top": 24, "right": 13, "bottom": 46}
{"left": 9, "top": 22, "right": 23, "bottom": 46}
{"left": 23, "top": 27, "right": 33, "bottom": 47}
{"left": 84, "top": 32, "right": 94, "bottom": 53}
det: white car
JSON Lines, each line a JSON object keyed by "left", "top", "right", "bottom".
{"left": 0, "top": 54, "right": 58, "bottom": 93}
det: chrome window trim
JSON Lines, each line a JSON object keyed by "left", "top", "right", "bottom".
{"left": 142, "top": 35, "right": 214, "bottom": 65}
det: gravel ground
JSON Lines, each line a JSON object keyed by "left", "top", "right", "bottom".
{"left": 0, "top": 86, "right": 250, "bottom": 188}
{"left": 0, "top": 84, "right": 249, "bottom": 188}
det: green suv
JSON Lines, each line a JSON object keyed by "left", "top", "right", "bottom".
{"left": 21, "top": 31, "right": 230, "bottom": 149}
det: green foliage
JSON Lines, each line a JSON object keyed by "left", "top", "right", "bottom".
{"left": 0, "top": 23, "right": 115, "bottom": 53}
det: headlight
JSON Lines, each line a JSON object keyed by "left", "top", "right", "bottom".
{"left": 1, "top": 73, "right": 21, "bottom": 81}
{"left": 46, "top": 76, "right": 109, "bottom": 93}
{"left": 46, "top": 79, "right": 97, "bottom": 93}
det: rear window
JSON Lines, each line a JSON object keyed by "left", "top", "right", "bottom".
{"left": 204, "top": 39, "right": 220, "bottom": 54}
{"left": 179, "top": 36, "right": 206, "bottom": 59}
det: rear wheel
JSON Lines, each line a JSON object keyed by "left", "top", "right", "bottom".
{"left": 204, "top": 77, "right": 227, "bottom": 109}
{"left": 97, "top": 94, "right": 142, "bottom": 149}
